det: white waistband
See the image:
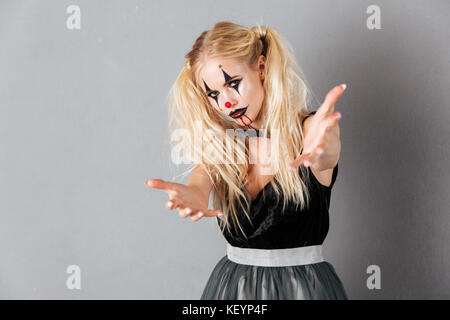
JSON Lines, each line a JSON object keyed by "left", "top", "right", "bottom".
{"left": 226, "top": 243, "right": 324, "bottom": 267}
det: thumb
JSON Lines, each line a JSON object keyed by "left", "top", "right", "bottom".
{"left": 145, "top": 179, "right": 181, "bottom": 191}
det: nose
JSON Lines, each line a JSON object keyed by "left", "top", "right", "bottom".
{"left": 221, "top": 90, "right": 238, "bottom": 109}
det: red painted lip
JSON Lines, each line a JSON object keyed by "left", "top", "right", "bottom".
{"left": 229, "top": 106, "right": 248, "bottom": 118}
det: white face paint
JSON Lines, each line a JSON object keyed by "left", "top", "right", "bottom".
{"left": 196, "top": 55, "right": 266, "bottom": 129}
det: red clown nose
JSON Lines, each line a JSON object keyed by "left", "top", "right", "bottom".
{"left": 225, "top": 102, "right": 231, "bottom": 108}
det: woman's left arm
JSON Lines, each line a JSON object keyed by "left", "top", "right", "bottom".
{"left": 288, "top": 84, "right": 346, "bottom": 171}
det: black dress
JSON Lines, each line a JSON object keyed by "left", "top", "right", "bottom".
{"left": 200, "top": 111, "right": 349, "bottom": 300}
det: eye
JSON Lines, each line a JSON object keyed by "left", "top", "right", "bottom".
{"left": 208, "top": 91, "right": 219, "bottom": 99}
{"left": 230, "top": 79, "right": 240, "bottom": 88}
{"left": 207, "top": 79, "right": 240, "bottom": 99}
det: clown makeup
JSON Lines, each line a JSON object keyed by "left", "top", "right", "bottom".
{"left": 196, "top": 56, "right": 265, "bottom": 129}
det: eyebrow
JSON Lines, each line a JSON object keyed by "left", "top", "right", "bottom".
{"left": 203, "top": 75, "right": 240, "bottom": 94}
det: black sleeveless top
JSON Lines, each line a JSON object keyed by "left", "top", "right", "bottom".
{"left": 217, "top": 111, "right": 339, "bottom": 249}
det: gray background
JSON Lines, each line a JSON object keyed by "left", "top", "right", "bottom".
{"left": 0, "top": 0, "right": 449, "bottom": 299}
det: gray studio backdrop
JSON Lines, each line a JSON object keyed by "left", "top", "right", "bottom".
{"left": 1, "top": 0, "right": 449, "bottom": 299}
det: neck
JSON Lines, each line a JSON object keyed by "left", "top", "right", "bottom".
{"left": 244, "top": 122, "right": 270, "bottom": 138}
{"left": 247, "top": 120, "right": 263, "bottom": 130}
{"left": 248, "top": 110, "right": 264, "bottom": 129}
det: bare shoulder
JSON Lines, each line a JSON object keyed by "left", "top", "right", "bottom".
{"left": 301, "top": 111, "right": 334, "bottom": 188}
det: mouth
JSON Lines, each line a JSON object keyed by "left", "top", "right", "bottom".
{"left": 229, "top": 106, "right": 248, "bottom": 119}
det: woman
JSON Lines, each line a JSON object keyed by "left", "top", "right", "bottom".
{"left": 146, "top": 21, "right": 348, "bottom": 299}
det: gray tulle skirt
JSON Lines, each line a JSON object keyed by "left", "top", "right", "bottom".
{"left": 200, "top": 255, "right": 349, "bottom": 300}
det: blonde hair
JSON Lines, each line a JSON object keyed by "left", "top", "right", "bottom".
{"left": 166, "top": 21, "right": 315, "bottom": 239}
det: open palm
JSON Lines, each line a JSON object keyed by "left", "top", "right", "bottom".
{"left": 289, "top": 84, "right": 346, "bottom": 170}
{"left": 146, "top": 179, "right": 223, "bottom": 221}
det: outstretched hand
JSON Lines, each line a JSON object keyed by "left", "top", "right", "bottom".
{"left": 145, "top": 179, "right": 223, "bottom": 221}
{"left": 288, "top": 84, "right": 346, "bottom": 170}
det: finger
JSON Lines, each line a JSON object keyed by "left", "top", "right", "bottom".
{"left": 317, "top": 84, "right": 346, "bottom": 116}
{"left": 204, "top": 209, "right": 224, "bottom": 217}
{"left": 166, "top": 198, "right": 183, "bottom": 210}
{"left": 145, "top": 179, "right": 180, "bottom": 192}
{"left": 166, "top": 199, "right": 176, "bottom": 210}
{"left": 179, "top": 207, "right": 193, "bottom": 218}
{"left": 190, "top": 209, "right": 223, "bottom": 221}
{"left": 190, "top": 210, "right": 205, "bottom": 221}
{"left": 304, "top": 144, "right": 326, "bottom": 167}
{"left": 288, "top": 144, "right": 325, "bottom": 169}
{"left": 322, "top": 112, "right": 342, "bottom": 133}
{"left": 288, "top": 153, "right": 309, "bottom": 170}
